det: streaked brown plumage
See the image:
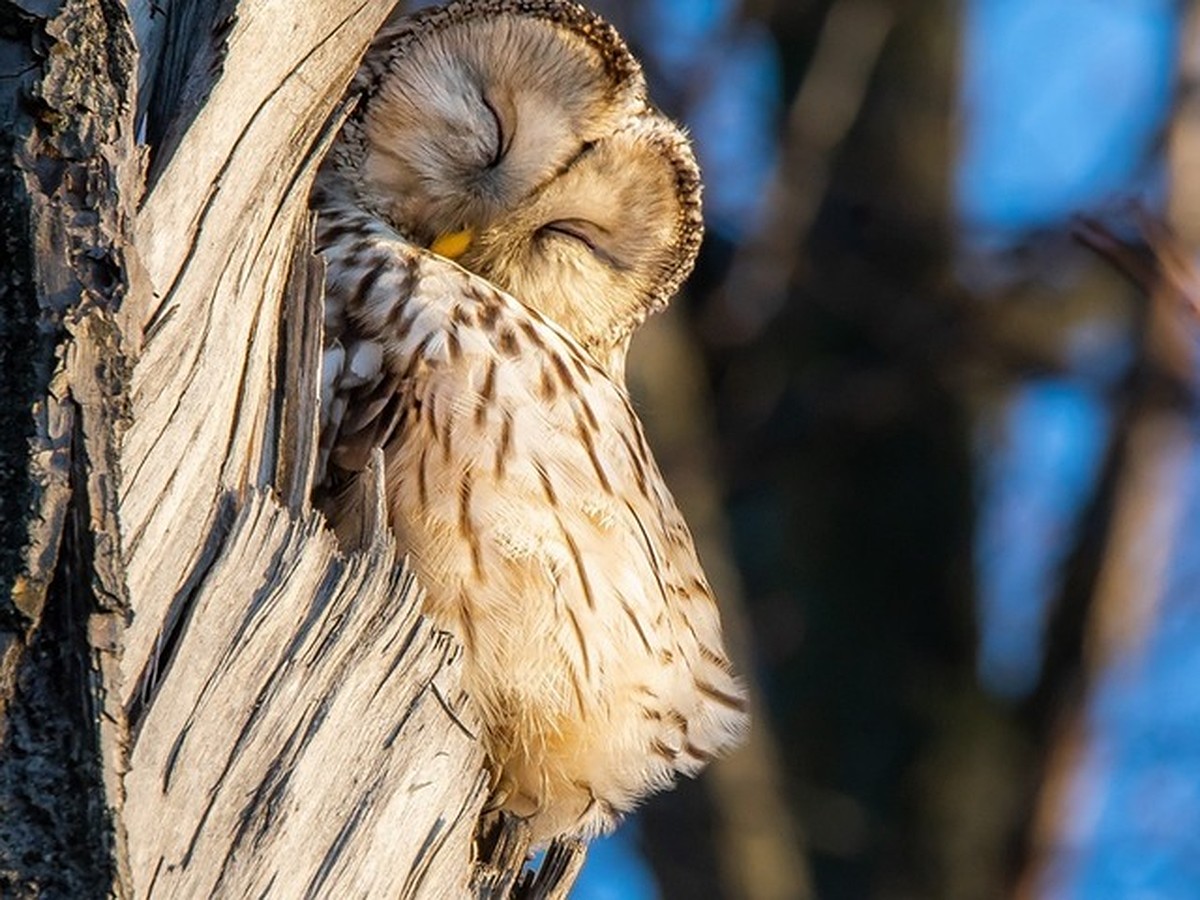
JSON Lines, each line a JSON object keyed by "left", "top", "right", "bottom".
{"left": 314, "top": 0, "right": 746, "bottom": 844}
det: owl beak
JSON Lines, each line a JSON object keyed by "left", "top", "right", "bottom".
{"left": 430, "top": 228, "right": 474, "bottom": 260}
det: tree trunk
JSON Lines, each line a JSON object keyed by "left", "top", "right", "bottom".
{"left": 0, "top": 0, "right": 513, "bottom": 895}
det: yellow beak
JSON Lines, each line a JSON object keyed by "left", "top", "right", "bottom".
{"left": 429, "top": 228, "right": 473, "bottom": 260}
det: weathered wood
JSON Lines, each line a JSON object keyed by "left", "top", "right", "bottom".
{"left": 473, "top": 815, "right": 535, "bottom": 899}
{"left": 515, "top": 839, "right": 587, "bottom": 900}
{"left": 473, "top": 818, "right": 586, "bottom": 900}
{"left": 119, "top": 0, "right": 399, "bottom": 684}
{"left": 125, "top": 490, "right": 488, "bottom": 898}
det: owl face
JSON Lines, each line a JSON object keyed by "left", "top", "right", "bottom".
{"left": 358, "top": 8, "right": 643, "bottom": 248}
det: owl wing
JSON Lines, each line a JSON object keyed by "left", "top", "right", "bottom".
{"left": 318, "top": 212, "right": 746, "bottom": 768}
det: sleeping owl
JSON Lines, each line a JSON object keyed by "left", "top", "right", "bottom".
{"left": 313, "top": 0, "right": 746, "bottom": 846}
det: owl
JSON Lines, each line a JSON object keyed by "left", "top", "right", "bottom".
{"left": 313, "top": 0, "right": 747, "bottom": 846}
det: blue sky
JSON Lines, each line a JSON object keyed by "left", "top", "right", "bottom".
{"left": 957, "top": 0, "right": 1176, "bottom": 237}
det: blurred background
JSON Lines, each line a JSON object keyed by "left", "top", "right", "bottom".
{"left": 546, "top": 0, "right": 1200, "bottom": 898}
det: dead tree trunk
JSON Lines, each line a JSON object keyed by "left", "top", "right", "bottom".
{"left": 0, "top": 1, "right": 507, "bottom": 895}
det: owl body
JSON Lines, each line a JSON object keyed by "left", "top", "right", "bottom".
{"left": 318, "top": 204, "right": 744, "bottom": 840}
{"left": 315, "top": 0, "right": 746, "bottom": 844}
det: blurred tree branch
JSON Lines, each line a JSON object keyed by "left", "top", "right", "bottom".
{"left": 699, "top": 0, "right": 895, "bottom": 347}
{"left": 1015, "top": 216, "right": 1199, "bottom": 900}
{"left": 1014, "top": 4, "right": 1200, "bottom": 881}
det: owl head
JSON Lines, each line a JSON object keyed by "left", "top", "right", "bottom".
{"left": 318, "top": 0, "right": 703, "bottom": 374}
{"left": 343, "top": 0, "right": 645, "bottom": 247}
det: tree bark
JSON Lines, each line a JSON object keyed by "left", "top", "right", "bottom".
{"left": 0, "top": 1, "right": 511, "bottom": 895}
